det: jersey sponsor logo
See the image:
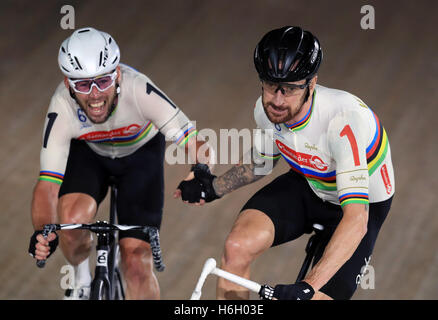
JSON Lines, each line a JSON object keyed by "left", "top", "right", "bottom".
{"left": 77, "top": 108, "right": 92, "bottom": 129}
{"left": 380, "top": 164, "right": 392, "bottom": 194}
{"left": 77, "top": 124, "right": 141, "bottom": 142}
{"left": 274, "top": 124, "right": 282, "bottom": 131}
{"left": 77, "top": 108, "right": 87, "bottom": 122}
{"left": 304, "top": 142, "right": 318, "bottom": 152}
{"left": 275, "top": 140, "right": 328, "bottom": 171}
{"left": 350, "top": 175, "right": 367, "bottom": 183}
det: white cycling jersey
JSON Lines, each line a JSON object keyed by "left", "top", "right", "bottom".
{"left": 39, "top": 64, "right": 196, "bottom": 185}
{"left": 254, "top": 84, "right": 395, "bottom": 207}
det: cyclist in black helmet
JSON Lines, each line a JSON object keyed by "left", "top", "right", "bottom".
{"left": 177, "top": 26, "right": 394, "bottom": 300}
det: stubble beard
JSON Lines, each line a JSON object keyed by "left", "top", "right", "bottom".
{"left": 78, "top": 92, "right": 117, "bottom": 124}
{"left": 262, "top": 90, "right": 307, "bottom": 124}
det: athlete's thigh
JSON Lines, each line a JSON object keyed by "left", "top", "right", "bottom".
{"left": 116, "top": 134, "right": 165, "bottom": 240}
{"left": 226, "top": 209, "right": 275, "bottom": 259}
{"left": 318, "top": 198, "right": 392, "bottom": 300}
{"left": 59, "top": 139, "right": 109, "bottom": 205}
{"left": 240, "top": 170, "right": 312, "bottom": 247}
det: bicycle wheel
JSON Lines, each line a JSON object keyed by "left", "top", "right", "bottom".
{"left": 90, "top": 278, "right": 110, "bottom": 300}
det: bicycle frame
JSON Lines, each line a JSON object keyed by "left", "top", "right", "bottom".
{"left": 36, "top": 182, "right": 165, "bottom": 300}
{"left": 91, "top": 226, "right": 112, "bottom": 299}
{"left": 191, "top": 224, "right": 329, "bottom": 300}
{"left": 295, "top": 223, "right": 326, "bottom": 283}
{"left": 37, "top": 220, "right": 165, "bottom": 299}
{"left": 106, "top": 181, "right": 123, "bottom": 299}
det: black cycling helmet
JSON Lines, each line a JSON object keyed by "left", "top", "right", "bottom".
{"left": 254, "top": 26, "right": 322, "bottom": 82}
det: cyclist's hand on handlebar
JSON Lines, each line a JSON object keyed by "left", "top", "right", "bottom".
{"left": 174, "top": 164, "right": 220, "bottom": 205}
{"left": 28, "top": 230, "right": 58, "bottom": 261}
{"left": 273, "top": 281, "right": 315, "bottom": 300}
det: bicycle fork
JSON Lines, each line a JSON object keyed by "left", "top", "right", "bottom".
{"left": 91, "top": 231, "right": 111, "bottom": 299}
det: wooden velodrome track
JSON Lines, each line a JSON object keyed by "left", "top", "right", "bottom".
{"left": 0, "top": 0, "right": 437, "bottom": 300}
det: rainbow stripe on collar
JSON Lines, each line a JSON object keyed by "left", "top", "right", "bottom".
{"left": 284, "top": 90, "right": 315, "bottom": 132}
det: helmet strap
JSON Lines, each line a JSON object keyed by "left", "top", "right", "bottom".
{"left": 108, "top": 83, "right": 120, "bottom": 115}
{"left": 304, "top": 86, "right": 310, "bottom": 102}
{"left": 69, "top": 87, "right": 80, "bottom": 104}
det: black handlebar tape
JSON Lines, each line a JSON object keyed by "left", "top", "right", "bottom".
{"left": 36, "top": 259, "right": 46, "bottom": 268}
{"left": 147, "top": 228, "right": 165, "bottom": 272}
{"left": 35, "top": 228, "right": 50, "bottom": 268}
{"left": 35, "top": 224, "right": 57, "bottom": 268}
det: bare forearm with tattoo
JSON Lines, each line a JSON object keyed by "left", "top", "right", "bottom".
{"left": 212, "top": 150, "right": 279, "bottom": 197}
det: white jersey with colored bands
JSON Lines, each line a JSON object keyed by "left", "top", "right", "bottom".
{"left": 39, "top": 64, "right": 197, "bottom": 185}
{"left": 254, "top": 84, "right": 395, "bottom": 207}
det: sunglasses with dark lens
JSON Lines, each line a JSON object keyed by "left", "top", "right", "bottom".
{"left": 261, "top": 79, "right": 310, "bottom": 97}
{"left": 68, "top": 70, "right": 117, "bottom": 94}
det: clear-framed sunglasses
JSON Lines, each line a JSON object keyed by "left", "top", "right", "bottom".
{"left": 68, "top": 70, "right": 117, "bottom": 94}
{"left": 261, "top": 78, "right": 310, "bottom": 97}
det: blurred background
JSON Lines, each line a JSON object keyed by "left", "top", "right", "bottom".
{"left": 0, "top": 0, "right": 437, "bottom": 299}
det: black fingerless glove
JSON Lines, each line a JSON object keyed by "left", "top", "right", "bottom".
{"left": 28, "top": 230, "right": 59, "bottom": 259}
{"left": 192, "top": 164, "right": 221, "bottom": 203}
{"left": 273, "top": 281, "right": 315, "bottom": 300}
{"left": 177, "top": 164, "right": 221, "bottom": 203}
{"left": 178, "top": 178, "right": 204, "bottom": 203}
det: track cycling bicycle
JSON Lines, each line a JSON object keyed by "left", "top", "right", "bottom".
{"left": 191, "top": 223, "right": 331, "bottom": 299}
{"left": 36, "top": 179, "right": 165, "bottom": 300}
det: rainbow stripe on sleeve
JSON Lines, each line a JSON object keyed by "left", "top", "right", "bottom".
{"left": 338, "top": 111, "right": 386, "bottom": 207}
{"left": 339, "top": 192, "right": 369, "bottom": 207}
{"left": 366, "top": 111, "right": 389, "bottom": 175}
{"left": 258, "top": 151, "right": 281, "bottom": 160}
{"left": 39, "top": 171, "right": 64, "bottom": 185}
{"left": 176, "top": 126, "right": 198, "bottom": 146}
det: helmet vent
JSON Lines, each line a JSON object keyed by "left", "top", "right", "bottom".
{"left": 74, "top": 56, "right": 83, "bottom": 70}
{"left": 254, "top": 26, "right": 322, "bottom": 82}
{"left": 58, "top": 28, "right": 120, "bottom": 78}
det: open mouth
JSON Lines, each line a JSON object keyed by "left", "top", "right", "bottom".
{"left": 88, "top": 100, "right": 107, "bottom": 117}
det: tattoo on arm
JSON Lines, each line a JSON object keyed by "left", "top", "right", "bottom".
{"left": 364, "top": 204, "right": 369, "bottom": 212}
{"left": 212, "top": 148, "right": 279, "bottom": 197}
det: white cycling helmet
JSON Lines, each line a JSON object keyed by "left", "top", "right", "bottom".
{"left": 58, "top": 27, "right": 120, "bottom": 79}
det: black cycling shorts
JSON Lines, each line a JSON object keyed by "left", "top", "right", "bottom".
{"left": 59, "top": 133, "right": 165, "bottom": 242}
{"left": 241, "top": 169, "right": 392, "bottom": 300}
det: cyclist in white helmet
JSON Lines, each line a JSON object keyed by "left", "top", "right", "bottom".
{"left": 29, "top": 27, "right": 214, "bottom": 299}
